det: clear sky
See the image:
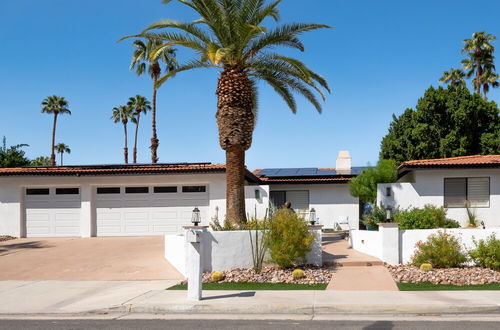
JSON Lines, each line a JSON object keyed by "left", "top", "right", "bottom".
{"left": 1, "top": 0, "right": 499, "bottom": 169}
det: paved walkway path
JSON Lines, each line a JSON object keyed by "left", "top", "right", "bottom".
{"left": 322, "top": 234, "right": 398, "bottom": 291}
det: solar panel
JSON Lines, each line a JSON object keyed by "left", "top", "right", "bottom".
{"left": 258, "top": 166, "right": 365, "bottom": 178}
{"left": 297, "top": 168, "right": 317, "bottom": 175}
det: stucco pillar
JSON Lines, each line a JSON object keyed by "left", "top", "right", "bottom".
{"left": 306, "top": 225, "right": 323, "bottom": 266}
{"left": 377, "top": 223, "right": 400, "bottom": 265}
{"left": 80, "top": 184, "right": 93, "bottom": 237}
{"left": 184, "top": 226, "right": 208, "bottom": 301}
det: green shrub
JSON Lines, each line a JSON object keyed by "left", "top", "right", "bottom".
{"left": 362, "top": 204, "right": 398, "bottom": 230}
{"left": 469, "top": 234, "right": 500, "bottom": 270}
{"left": 394, "top": 205, "right": 459, "bottom": 230}
{"left": 267, "top": 209, "right": 314, "bottom": 268}
{"left": 411, "top": 231, "right": 468, "bottom": 268}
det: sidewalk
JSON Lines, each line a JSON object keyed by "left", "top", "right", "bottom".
{"left": 0, "top": 281, "right": 499, "bottom": 317}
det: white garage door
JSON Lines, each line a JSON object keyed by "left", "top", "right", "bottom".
{"left": 25, "top": 187, "right": 81, "bottom": 237}
{"left": 95, "top": 185, "right": 209, "bottom": 236}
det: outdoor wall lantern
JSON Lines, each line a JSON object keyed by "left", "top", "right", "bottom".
{"left": 309, "top": 208, "right": 317, "bottom": 225}
{"left": 385, "top": 206, "right": 392, "bottom": 222}
{"left": 191, "top": 207, "right": 201, "bottom": 226}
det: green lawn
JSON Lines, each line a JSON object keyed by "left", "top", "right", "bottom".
{"left": 167, "top": 282, "right": 328, "bottom": 291}
{"left": 397, "top": 282, "right": 500, "bottom": 291}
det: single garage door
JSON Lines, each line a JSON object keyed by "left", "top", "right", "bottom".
{"left": 95, "top": 185, "right": 209, "bottom": 236}
{"left": 25, "top": 187, "right": 81, "bottom": 237}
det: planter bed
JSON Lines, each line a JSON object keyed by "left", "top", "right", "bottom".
{"left": 0, "top": 236, "right": 16, "bottom": 242}
{"left": 387, "top": 265, "right": 500, "bottom": 286}
{"left": 168, "top": 282, "right": 328, "bottom": 291}
{"left": 398, "top": 282, "right": 500, "bottom": 291}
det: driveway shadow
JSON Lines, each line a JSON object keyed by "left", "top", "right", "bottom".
{"left": 0, "top": 241, "right": 48, "bottom": 255}
{"left": 202, "top": 291, "right": 256, "bottom": 301}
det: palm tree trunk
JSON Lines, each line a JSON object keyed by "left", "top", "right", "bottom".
{"left": 150, "top": 78, "right": 159, "bottom": 164}
{"left": 50, "top": 113, "right": 58, "bottom": 166}
{"left": 225, "top": 145, "right": 247, "bottom": 224}
{"left": 133, "top": 113, "right": 140, "bottom": 163}
{"left": 60, "top": 152, "right": 63, "bottom": 166}
{"left": 123, "top": 123, "right": 129, "bottom": 164}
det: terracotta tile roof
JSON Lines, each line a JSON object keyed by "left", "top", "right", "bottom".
{"left": 399, "top": 155, "right": 500, "bottom": 170}
{"left": 0, "top": 163, "right": 227, "bottom": 176}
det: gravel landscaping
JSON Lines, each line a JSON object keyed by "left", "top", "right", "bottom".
{"left": 0, "top": 236, "right": 16, "bottom": 242}
{"left": 387, "top": 265, "right": 500, "bottom": 285}
{"left": 183, "top": 266, "right": 334, "bottom": 285}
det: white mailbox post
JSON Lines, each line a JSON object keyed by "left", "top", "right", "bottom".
{"left": 183, "top": 226, "right": 208, "bottom": 301}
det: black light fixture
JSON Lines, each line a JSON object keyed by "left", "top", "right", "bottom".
{"left": 385, "top": 206, "right": 392, "bottom": 222}
{"left": 309, "top": 208, "right": 317, "bottom": 225}
{"left": 191, "top": 207, "right": 201, "bottom": 226}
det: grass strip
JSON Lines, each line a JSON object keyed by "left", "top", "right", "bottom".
{"left": 397, "top": 282, "right": 500, "bottom": 291}
{"left": 167, "top": 282, "right": 328, "bottom": 291}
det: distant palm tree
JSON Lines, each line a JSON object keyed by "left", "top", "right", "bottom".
{"left": 127, "top": 95, "right": 152, "bottom": 163}
{"left": 478, "top": 69, "right": 500, "bottom": 99}
{"left": 461, "top": 31, "right": 496, "bottom": 95}
{"left": 40, "top": 96, "right": 71, "bottom": 166}
{"left": 111, "top": 105, "right": 134, "bottom": 164}
{"left": 54, "top": 143, "right": 71, "bottom": 166}
{"left": 128, "top": 38, "right": 177, "bottom": 163}
{"left": 124, "top": 0, "right": 331, "bottom": 223}
{"left": 439, "top": 68, "right": 466, "bottom": 87}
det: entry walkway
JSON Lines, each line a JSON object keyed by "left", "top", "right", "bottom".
{"left": 322, "top": 234, "right": 398, "bottom": 291}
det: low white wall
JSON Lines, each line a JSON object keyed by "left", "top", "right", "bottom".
{"left": 349, "top": 229, "right": 382, "bottom": 260}
{"left": 401, "top": 228, "right": 500, "bottom": 264}
{"left": 165, "top": 228, "right": 323, "bottom": 276}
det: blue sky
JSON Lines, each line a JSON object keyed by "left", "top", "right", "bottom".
{"left": 1, "top": 0, "right": 499, "bottom": 169}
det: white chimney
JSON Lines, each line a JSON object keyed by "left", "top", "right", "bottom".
{"left": 336, "top": 150, "right": 352, "bottom": 172}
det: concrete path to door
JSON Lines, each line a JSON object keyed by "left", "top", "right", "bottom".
{"left": 322, "top": 234, "right": 398, "bottom": 291}
{"left": 0, "top": 237, "right": 184, "bottom": 281}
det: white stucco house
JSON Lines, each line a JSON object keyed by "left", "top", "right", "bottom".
{"left": 0, "top": 151, "right": 362, "bottom": 238}
{"left": 377, "top": 155, "right": 500, "bottom": 227}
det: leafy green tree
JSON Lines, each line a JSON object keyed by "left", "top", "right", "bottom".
{"left": 54, "top": 143, "right": 71, "bottom": 166}
{"left": 30, "top": 156, "right": 51, "bottom": 166}
{"left": 127, "top": 95, "right": 151, "bottom": 163}
{"left": 111, "top": 105, "right": 134, "bottom": 164}
{"left": 439, "top": 68, "right": 466, "bottom": 87}
{"left": 123, "top": 0, "right": 330, "bottom": 223}
{"left": 0, "top": 137, "right": 30, "bottom": 167}
{"left": 461, "top": 31, "right": 496, "bottom": 96}
{"left": 129, "top": 38, "right": 177, "bottom": 163}
{"left": 380, "top": 85, "right": 500, "bottom": 164}
{"left": 40, "top": 95, "right": 71, "bottom": 166}
{"left": 349, "top": 159, "right": 397, "bottom": 204}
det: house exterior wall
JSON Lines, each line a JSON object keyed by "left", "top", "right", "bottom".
{"left": 0, "top": 173, "right": 270, "bottom": 237}
{"left": 377, "top": 168, "right": 500, "bottom": 227}
{"left": 269, "top": 183, "right": 360, "bottom": 229}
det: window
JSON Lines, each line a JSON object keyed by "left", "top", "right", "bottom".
{"left": 154, "top": 186, "right": 177, "bottom": 193}
{"left": 444, "top": 177, "right": 489, "bottom": 208}
{"left": 182, "top": 186, "right": 206, "bottom": 193}
{"left": 125, "top": 187, "right": 149, "bottom": 194}
{"left": 26, "top": 188, "right": 49, "bottom": 195}
{"left": 386, "top": 187, "right": 392, "bottom": 197}
{"left": 97, "top": 187, "right": 120, "bottom": 194}
{"left": 270, "top": 190, "right": 309, "bottom": 210}
{"left": 56, "top": 188, "right": 79, "bottom": 195}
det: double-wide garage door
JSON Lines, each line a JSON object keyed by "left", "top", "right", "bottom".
{"left": 95, "top": 185, "right": 209, "bottom": 236}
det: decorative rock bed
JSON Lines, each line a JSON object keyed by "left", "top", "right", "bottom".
{"left": 181, "top": 266, "right": 334, "bottom": 285}
{"left": 386, "top": 265, "right": 500, "bottom": 285}
{"left": 0, "top": 236, "right": 15, "bottom": 242}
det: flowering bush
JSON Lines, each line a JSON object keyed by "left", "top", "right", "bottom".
{"left": 411, "top": 231, "right": 468, "bottom": 268}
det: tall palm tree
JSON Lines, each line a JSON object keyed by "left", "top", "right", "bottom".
{"left": 461, "top": 31, "right": 496, "bottom": 95}
{"left": 123, "top": 0, "right": 331, "bottom": 223}
{"left": 40, "top": 95, "right": 71, "bottom": 166}
{"left": 478, "top": 69, "right": 500, "bottom": 99}
{"left": 439, "top": 68, "right": 466, "bottom": 87}
{"left": 127, "top": 95, "right": 152, "bottom": 163}
{"left": 54, "top": 143, "right": 71, "bottom": 166}
{"left": 111, "top": 105, "right": 134, "bottom": 164}
{"left": 128, "top": 38, "right": 177, "bottom": 163}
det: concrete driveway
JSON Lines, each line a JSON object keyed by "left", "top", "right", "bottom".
{"left": 0, "top": 237, "right": 184, "bottom": 281}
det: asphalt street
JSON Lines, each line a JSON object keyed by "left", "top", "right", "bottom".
{"left": 0, "top": 320, "right": 498, "bottom": 330}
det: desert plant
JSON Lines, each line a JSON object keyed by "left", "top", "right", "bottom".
{"left": 267, "top": 209, "right": 314, "bottom": 268}
{"left": 419, "top": 263, "right": 433, "bottom": 272}
{"left": 465, "top": 205, "right": 479, "bottom": 227}
{"left": 411, "top": 231, "right": 468, "bottom": 268}
{"left": 469, "top": 234, "right": 500, "bottom": 270}
{"left": 292, "top": 269, "right": 305, "bottom": 280}
{"left": 210, "top": 271, "right": 224, "bottom": 282}
{"left": 394, "top": 205, "right": 459, "bottom": 230}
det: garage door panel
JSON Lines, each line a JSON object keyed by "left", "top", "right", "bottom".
{"left": 27, "top": 226, "right": 51, "bottom": 235}
{"left": 151, "top": 199, "right": 182, "bottom": 207}
{"left": 124, "top": 200, "right": 151, "bottom": 208}
{"left": 124, "top": 225, "right": 149, "bottom": 233}
{"left": 153, "top": 224, "right": 178, "bottom": 233}
{"left": 96, "top": 200, "right": 122, "bottom": 208}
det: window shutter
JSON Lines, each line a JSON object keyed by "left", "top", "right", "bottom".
{"left": 287, "top": 190, "right": 309, "bottom": 211}
{"left": 467, "top": 178, "right": 490, "bottom": 207}
{"left": 444, "top": 178, "right": 466, "bottom": 208}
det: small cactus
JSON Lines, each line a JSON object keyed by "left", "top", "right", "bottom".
{"left": 292, "top": 269, "right": 305, "bottom": 280}
{"left": 211, "top": 271, "right": 224, "bottom": 282}
{"left": 420, "top": 263, "right": 433, "bottom": 272}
